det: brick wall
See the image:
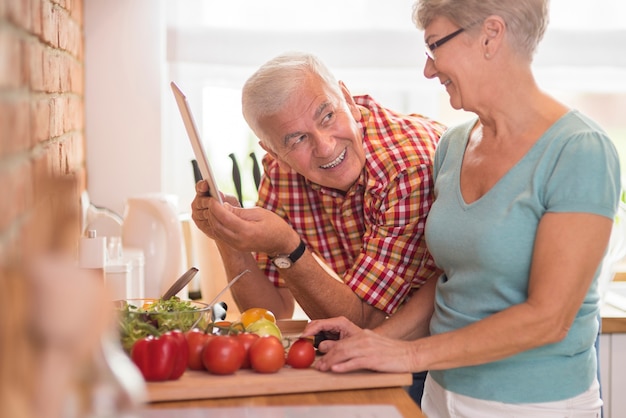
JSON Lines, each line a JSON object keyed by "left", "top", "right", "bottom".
{"left": 0, "top": 0, "right": 85, "bottom": 264}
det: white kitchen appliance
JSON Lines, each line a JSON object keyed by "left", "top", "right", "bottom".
{"left": 121, "top": 194, "right": 186, "bottom": 299}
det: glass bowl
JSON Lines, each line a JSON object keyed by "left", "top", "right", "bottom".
{"left": 114, "top": 298, "right": 211, "bottom": 353}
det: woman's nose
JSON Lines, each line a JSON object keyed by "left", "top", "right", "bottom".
{"left": 423, "top": 55, "right": 437, "bottom": 79}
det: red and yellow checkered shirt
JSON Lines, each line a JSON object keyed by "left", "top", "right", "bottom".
{"left": 255, "top": 95, "right": 445, "bottom": 315}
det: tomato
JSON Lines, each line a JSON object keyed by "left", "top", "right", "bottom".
{"left": 202, "top": 335, "right": 245, "bottom": 375}
{"left": 249, "top": 335, "right": 285, "bottom": 373}
{"left": 161, "top": 330, "right": 189, "bottom": 379}
{"left": 236, "top": 332, "right": 260, "bottom": 369}
{"left": 185, "top": 328, "right": 212, "bottom": 370}
{"left": 286, "top": 338, "right": 315, "bottom": 369}
{"left": 240, "top": 308, "right": 276, "bottom": 328}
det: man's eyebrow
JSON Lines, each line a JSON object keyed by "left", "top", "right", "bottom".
{"left": 281, "top": 101, "right": 332, "bottom": 146}
{"left": 314, "top": 101, "right": 331, "bottom": 120}
{"left": 283, "top": 131, "right": 304, "bottom": 146}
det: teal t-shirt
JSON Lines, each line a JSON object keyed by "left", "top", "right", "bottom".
{"left": 424, "top": 110, "right": 621, "bottom": 403}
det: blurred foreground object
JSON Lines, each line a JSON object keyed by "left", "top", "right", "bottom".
{"left": 0, "top": 174, "right": 145, "bottom": 418}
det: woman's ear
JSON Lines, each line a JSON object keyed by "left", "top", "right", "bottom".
{"left": 339, "top": 80, "right": 362, "bottom": 121}
{"left": 481, "top": 15, "right": 506, "bottom": 57}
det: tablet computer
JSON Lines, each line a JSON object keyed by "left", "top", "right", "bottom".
{"left": 170, "top": 81, "right": 223, "bottom": 204}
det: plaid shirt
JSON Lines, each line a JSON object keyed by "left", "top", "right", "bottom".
{"left": 255, "top": 95, "right": 445, "bottom": 315}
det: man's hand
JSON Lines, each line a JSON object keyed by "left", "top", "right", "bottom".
{"left": 191, "top": 180, "right": 300, "bottom": 255}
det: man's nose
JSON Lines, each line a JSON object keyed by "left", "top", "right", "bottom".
{"left": 312, "top": 134, "right": 336, "bottom": 157}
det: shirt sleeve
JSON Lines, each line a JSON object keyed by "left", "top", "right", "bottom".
{"left": 344, "top": 163, "right": 441, "bottom": 315}
{"left": 544, "top": 130, "right": 620, "bottom": 219}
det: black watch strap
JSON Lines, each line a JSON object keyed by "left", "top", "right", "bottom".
{"left": 271, "top": 239, "right": 306, "bottom": 269}
{"left": 288, "top": 239, "right": 306, "bottom": 263}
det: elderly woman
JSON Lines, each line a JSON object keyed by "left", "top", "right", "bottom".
{"left": 303, "top": 0, "right": 620, "bottom": 416}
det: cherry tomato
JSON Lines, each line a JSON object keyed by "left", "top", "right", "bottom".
{"left": 240, "top": 308, "right": 276, "bottom": 328}
{"left": 185, "top": 328, "right": 212, "bottom": 370}
{"left": 202, "top": 335, "right": 245, "bottom": 375}
{"left": 249, "top": 335, "right": 285, "bottom": 373}
{"left": 161, "top": 330, "right": 189, "bottom": 379}
{"left": 236, "top": 332, "right": 260, "bottom": 369}
{"left": 286, "top": 338, "right": 315, "bottom": 369}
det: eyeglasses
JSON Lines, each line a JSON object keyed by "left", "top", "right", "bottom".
{"left": 425, "top": 27, "right": 464, "bottom": 61}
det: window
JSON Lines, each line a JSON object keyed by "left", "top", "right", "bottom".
{"left": 164, "top": 0, "right": 626, "bottom": 208}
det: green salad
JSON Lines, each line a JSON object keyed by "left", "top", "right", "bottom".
{"left": 117, "top": 297, "right": 208, "bottom": 353}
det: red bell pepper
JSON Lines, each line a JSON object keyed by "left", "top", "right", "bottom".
{"left": 131, "top": 330, "right": 188, "bottom": 381}
{"left": 162, "top": 330, "right": 189, "bottom": 380}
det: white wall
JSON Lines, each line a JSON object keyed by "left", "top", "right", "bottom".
{"left": 84, "top": 0, "right": 166, "bottom": 216}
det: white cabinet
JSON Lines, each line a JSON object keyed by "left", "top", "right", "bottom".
{"left": 600, "top": 333, "right": 626, "bottom": 418}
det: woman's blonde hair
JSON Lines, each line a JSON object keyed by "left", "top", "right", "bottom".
{"left": 412, "top": 0, "right": 550, "bottom": 60}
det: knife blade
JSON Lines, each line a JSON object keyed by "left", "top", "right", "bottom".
{"left": 250, "top": 152, "right": 261, "bottom": 191}
{"left": 228, "top": 153, "right": 243, "bottom": 206}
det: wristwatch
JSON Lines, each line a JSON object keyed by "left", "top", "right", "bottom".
{"left": 270, "top": 239, "right": 306, "bottom": 269}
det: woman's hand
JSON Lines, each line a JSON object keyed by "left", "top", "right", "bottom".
{"left": 302, "top": 316, "right": 418, "bottom": 374}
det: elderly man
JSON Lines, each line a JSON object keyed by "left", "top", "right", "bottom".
{"left": 191, "top": 51, "right": 444, "bottom": 402}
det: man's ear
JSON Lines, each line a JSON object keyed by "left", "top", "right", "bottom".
{"left": 258, "top": 140, "right": 293, "bottom": 171}
{"left": 339, "top": 80, "right": 362, "bottom": 121}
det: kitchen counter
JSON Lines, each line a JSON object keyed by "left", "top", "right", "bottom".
{"left": 602, "top": 279, "right": 626, "bottom": 333}
{"left": 601, "top": 304, "right": 626, "bottom": 333}
{"left": 144, "top": 368, "right": 423, "bottom": 418}
{"left": 146, "top": 387, "right": 424, "bottom": 418}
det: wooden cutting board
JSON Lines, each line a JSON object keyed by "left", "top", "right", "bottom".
{"left": 147, "top": 367, "right": 412, "bottom": 403}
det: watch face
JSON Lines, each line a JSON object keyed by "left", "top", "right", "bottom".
{"left": 272, "top": 256, "right": 292, "bottom": 269}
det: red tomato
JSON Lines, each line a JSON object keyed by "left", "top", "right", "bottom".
{"left": 249, "top": 335, "right": 285, "bottom": 373}
{"left": 161, "top": 330, "right": 189, "bottom": 379}
{"left": 286, "top": 338, "right": 315, "bottom": 369}
{"left": 185, "top": 328, "right": 212, "bottom": 371}
{"left": 236, "top": 332, "right": 260, "bottom": 369}
{"left": 202, "top": 335, "right": 245, "bottom": 375}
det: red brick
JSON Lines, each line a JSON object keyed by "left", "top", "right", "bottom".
{"left": 0, "top": 167, "right": 17, "bottom": 234}
{"left": 69, "top": 60, "right": 83, "bottom": 94}
{"left": 30, "top": 0, "right": 43, "bottom": 38}
{"left": 6, "top": 0, "right": 31, "bottom": 31}
{"left": 43, "top": 48, "right": 60, "bottom": 92}
{"left": 27, "top": 39, "right": 45, "bottom": 91}
{"left": 50, "top": 95, "right": 65, "bottom": 137}
{"left": 59, "top": 55, "right": 70, "bottom": 92}
{"left": 57, "top": 8, "right": 69, "bottom": 52}
{"left": 0, "top": 97, "right": 31, "bottom": 154}
{"left": 69, "top": 0, "right": 82, "bottom": 26}
{"left": 0, "top": 161, "right": 31, "bottom": 235}
{"left": 66, "top": 17, "right": 80, "bottom": 58}
{"left": 65, "top": 95, "right": 77, "bottom": 131}
{"left": 18, "top": 37, "right": 30, "bottom": 88}
{"left": 2, "top": 0, "right": 85, "bottom": 266}
{"left": 0, "top": 100, "right": 9, "bottom": 155}
{"left": 0, "top": 26, "right": 22, "bottom": 89}
{"left": 31, "top": 97, "right": 51, "bottom": 144}
{"left": 41, "top": 0, "right": 59, "bottom": 47}
{"left": 14, "top": 98, "right": 31, "bottom": 152}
